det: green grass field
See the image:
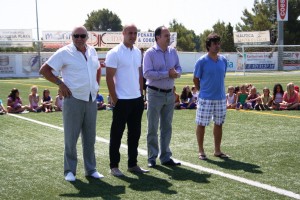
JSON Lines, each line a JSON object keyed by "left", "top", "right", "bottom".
{"left": 0, "top": 72, "right": 300, "bottom": 200}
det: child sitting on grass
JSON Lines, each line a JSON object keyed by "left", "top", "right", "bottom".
{"left": 96, "top": 92, "right": 106, "bottom": 110}
{"left": 7, "top": 88, "right": 30, "bottom": 113}
{"left": 41, "top": 89, "right": 53, "bottom": 112}
{"left": 281, "top": 82, "right": 299, "bottom": 110}
{"left": 0, "top": 99, "right": 7, "bottom": 114}
{"left": 54, "top": 89, "right": 64, "bottom": 111}
{"left": 180, "top": 85, "right": 196, "bottom": 109}
{"left": 272, "top": 83, "right": 284, "bottom": 110}
{"left": 236, "top": 84, "right": 248, "bottom": 110}
{"left": 246, "top": 86, "right": 261, "bottom": 110}
{"left": 260, "top": 87, "right": 272, "bottom": 110}
{"left": 28, "top": 85, "right": 42, "bottom": 112}
{"left": 174, "top": 86, "right": 181, "bottom": 109}
{"left": 226, "top": 86, "right": 236, "bottom": 109}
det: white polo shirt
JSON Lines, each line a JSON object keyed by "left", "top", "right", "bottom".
{"left": 105, "top": 43, "right": 141, "bottom": 99}
{"left": 46, "top": 43, "right": 100, "bottom": 102}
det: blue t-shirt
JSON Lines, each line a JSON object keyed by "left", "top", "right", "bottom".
{"left": 193, "top": 54, "right": 227, "bottom": 100}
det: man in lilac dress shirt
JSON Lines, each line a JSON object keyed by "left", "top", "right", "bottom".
{"left": 143, "top": 26, "right": 182, "bottom": 167}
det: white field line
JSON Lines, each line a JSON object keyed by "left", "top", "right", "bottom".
{"left": 8, "top": 114, "right": 300, "bottom": 200}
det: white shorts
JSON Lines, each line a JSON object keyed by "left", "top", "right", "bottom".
{"left": 195, "top": 99, "right": 227, "bottom": 126}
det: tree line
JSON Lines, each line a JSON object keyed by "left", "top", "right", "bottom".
{"left": 1, "top": 0, "right": 299, "bottom": 53}
{"left": 84, "top": 0, "right": 300, "bottom": 52}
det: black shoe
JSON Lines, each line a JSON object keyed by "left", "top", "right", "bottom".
{"left": 148, "top": 160, "right": 156, "bottom": 168}
{"left": 162, "top": 159, "right": 181, "bottom": 166}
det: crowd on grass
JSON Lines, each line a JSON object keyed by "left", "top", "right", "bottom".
{"left": 226, "top": 82, "right": 300, "bottom": 111}
{"left": 0, "top": 86, "right": 63, "bottom": 114}
{"left": 0, "top": 82, "right": 299, "bottom": 115}
{"left": 174, "top": 82, "right": 300, "bottom": 111}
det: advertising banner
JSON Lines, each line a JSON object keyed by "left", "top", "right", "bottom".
{"left": 233, "top": 31, "right": 270, "bottom": 46}
{"left": 277, "top": 0, "right": 288, "bottom": 21}
{"left": 42, "top": 31, "right": 177, "bottom": 49}
{"left": 0, "top": 54, "right": 16, "bottom": 74}
{"left": 244, "top": 52, "right": 278, "bottom": 70}
{"left": 0, "top": 29, "right": 33, "bottom": 47}
{"left": 22, "top": 54, "right": 41, "bottom": 73}
{"left": 283, "top": 51, "right": 300, "bottom": 70}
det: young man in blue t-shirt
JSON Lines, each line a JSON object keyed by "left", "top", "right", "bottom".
{"left": 193, "top": 33, "right": 230, "bottom": 160}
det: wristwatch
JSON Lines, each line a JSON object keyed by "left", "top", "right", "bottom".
{"left": 55, "top": 79, "right": 63, "bottom": 85}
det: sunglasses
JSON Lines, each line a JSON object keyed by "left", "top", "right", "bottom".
{"left": 73, "top": 34, "right": 87, "bottom": 39}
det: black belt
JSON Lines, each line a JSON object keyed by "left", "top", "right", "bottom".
{"left": 148, "top": 85, "right": 172, "bottom": 93}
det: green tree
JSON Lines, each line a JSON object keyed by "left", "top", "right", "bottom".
{"left": 201, "top": 21, "right": 235, "bottom": 52}
{"left": 193, "top": 33, "right": 201, "bottom": 52}
{"left": 199, "top": 30, "right": 212, "bottom": 52}
{"left": 84, "top": 9, "right": 122, "bottom": 31}
{"left": 222, "top": 23, "right": 236, "bottom": 52}
{"left": 236, "top": 0, "right": 274, "bottom": 32}
{"left": 284, "top": 0, "right": 300, "bottom": 45}
{"left": 169, "top": 19, "right": 197, "bottom": 52}
{"left": 235, "top": 0, "right": 300, "bottom": 45}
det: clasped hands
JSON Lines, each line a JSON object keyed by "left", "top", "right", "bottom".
{"left": 169, "top": 67, "right": 180, "bottom": 78}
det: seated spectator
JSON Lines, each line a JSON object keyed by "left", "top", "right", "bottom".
{"left": 28, "top": 85, "right": 42, "bottom": 112}
{"left": 173, "top": 86, "right": 181, "bottom": 109}
{"left": 226, "top": 86, "right": 236, "bottom": 109}
{"left": 236, "top": 84, "right": 248, "bottom": 109}
{"left": 41, "top": 89, "right": 53, "bottom": 113}
{"left": 260, "top": 87, "right": 272, "bottom": 110}
{"left": 106, "top": 94, "right": 114, "bottom": 110}
{"left": 246, "top": 83, "right": 253, "bottom": 93}
{"left": 272, "top": 83, "right": 284, "bottom": 110}
{"left": 246, "top": 86, "right": 260, "bottom": 110}
{"left": 295, "top": 85, "right": 300, "bottom": 102}
{"left": 191, "top": 86, "right": 199, "bottom": 105}
{"left": 281, "top": 82, "right": 299, "bottom": 110}
{"left": 234, "top": 86, "right": 240, "bottom": 94}
{"left": 96, "top": 93, "right": 106, "bottom": 110}
{"left": 144, "top": 99, "right": 148, "bottom": 110}
{"left": 180, "top": 85, "right": 196, "bottom": 109}
{"left": 0, "top": 99, "right": 7, "bottom": 114}
{"left": 7, "top": 88, "right": 30, "bottom": 113}
{"left": 54, "top": 89, "right": 64, "bottom": 111}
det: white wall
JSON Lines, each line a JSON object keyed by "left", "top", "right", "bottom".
{"left": 1, "top": 51, "right": 298, "bottom": 78}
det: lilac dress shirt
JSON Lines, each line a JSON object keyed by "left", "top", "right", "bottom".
{"left": 143, "top": 44, "right": 182, "bottom": 90}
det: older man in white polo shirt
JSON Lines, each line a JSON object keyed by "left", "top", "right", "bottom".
{"left": 39, "top": 26, "right": 103, "bottom": 181}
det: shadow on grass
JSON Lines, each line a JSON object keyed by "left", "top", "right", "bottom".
{"left": 206, "top": 158, "right": 263, "bottom": 173}
{"left": 59, "top": 177, "right": 125, "bottom": 200}
{"left": 118, "top": 173, "right": 177, "bottom": 194}
{"left": 154, "top": 165, "right": 212, "bottom": 183}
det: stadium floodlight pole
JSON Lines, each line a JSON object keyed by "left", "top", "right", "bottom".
{"left": 35, "top": 0, "right": 42, "bottom": 69}
{"left": 277, "top": 21, "right": 284, "bottom": 71}
{"left": 276, "top": 0, "right": 288, "bottom": 71}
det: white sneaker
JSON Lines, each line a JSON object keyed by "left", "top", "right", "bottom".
{"left": 110, "top": 168, "right": 124, "bottom": 177}
{"left": 90, "top": 171, "right": 104, "bottom": 179}
{"left": 65, "top": 172, "right": 76, "bottom": 182}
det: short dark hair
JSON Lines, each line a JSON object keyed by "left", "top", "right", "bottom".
{"left": 154, "top": 26, "right": 166, "bottom": 42}
{"left": 205, "top": 33, "right": 221, "bottom": 51}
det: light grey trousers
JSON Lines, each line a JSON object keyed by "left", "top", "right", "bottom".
{"left": 63, "top": 95, "right": 97, "bottom": 176}
{"left": 147, "top": 88, "right": 174, "bottom": 163}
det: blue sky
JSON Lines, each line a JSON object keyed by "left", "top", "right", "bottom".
{"left": 0, "top": 0, "right": 254, "bottom": 38}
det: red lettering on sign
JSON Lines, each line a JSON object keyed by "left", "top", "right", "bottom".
{"left": 278, "top": 0, "right": 287, "bottom": 20}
